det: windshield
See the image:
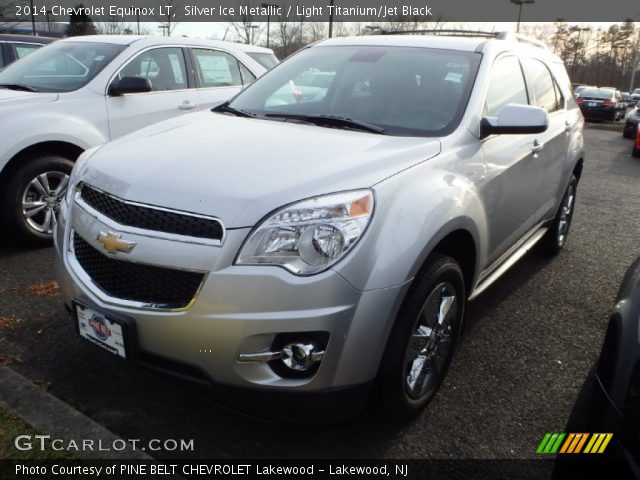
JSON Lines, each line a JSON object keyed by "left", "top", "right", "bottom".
{"left": 0, "top": 42, "right": 125, "bottom": 93}
{"left": 247, "top": 52, "right": 279, "bottom": 70}
{"left": 229, "top": 46, "right": 480, "bottom": 137}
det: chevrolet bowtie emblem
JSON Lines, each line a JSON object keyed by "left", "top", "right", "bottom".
{"left": 97, "top": 231, "right": 136, "bottom": 254}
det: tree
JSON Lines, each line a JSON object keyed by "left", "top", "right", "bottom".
{"left": 0, "top": 0, "right": 24, "bottom": 32}
{"left": 230, "top": 0, "right": 263, "bottom": 45}
{"left": 156, "top": 0, "right": 182, "bottom": 36}
{"left": 66, "top": 4, "right": 97, "bottom": 36}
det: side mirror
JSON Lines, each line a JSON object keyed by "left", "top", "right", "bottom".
{"left": 108, "top": 76, "right": 152, "bottom": 96}
{"left": 480, "top": 104, "right": 549, "bottom": 138}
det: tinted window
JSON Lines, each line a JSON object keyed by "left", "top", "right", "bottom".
{"left": 247, "top": 52, "right": 279, "bottom": 70}
{"left": 522, "top": 58, "right": 559, "bottom": 113}
{"left": 118, "top": 47, "right": 188, "bottom": 92}
{"left": 12, "top": 43, "right": 41, "bottom": 59}
{"left": 0, "top": 42, "right": 125, "bottom": 92}
{"left": 230, "top": 46, "right": 481, "bottom": 137}
{"left": 484, "top": 55, "right": 528, "bottom": 117}
{"left": 0, "top": 48, "right": 4, "bottom": 68}
{"left": 579, "top": 88, "right": 615, "bottom": 99}
{"left": 192, "top": 49, "right": 242, "bottom": 87}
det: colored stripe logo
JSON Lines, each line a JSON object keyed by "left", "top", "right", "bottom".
{"left": 537, "top": 433, "right": 613, "bottom": 454}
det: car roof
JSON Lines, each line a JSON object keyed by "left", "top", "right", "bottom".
{"left": 0, "top": 34, "right": 57, "bottom": 44}
{"left": 58, "top": 35, "right": 273, "bottom": 53}
{"left": 315, "top": 33, "right": 562, "bottom": 62}
{"left": 316, "top": 35, "right": 485, "bottom": 52}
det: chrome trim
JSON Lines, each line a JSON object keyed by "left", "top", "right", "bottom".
{"left": 67, "top": 228, "right": 208, "bottom": 312}
{"left": 237, "top": 349, "right": 325, "bottom": 363}
{"left": 469, "top": 226, "right": 548, "bottom": 301}
{"left": 75, "top": 186, "right": 226, "bottom": 247}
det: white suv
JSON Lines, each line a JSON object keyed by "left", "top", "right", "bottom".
{"left": 0, "top": 35, "right": 276, "bottom": 245}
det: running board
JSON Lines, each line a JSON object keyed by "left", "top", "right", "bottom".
{"left": 468, "top": 227, "right": 548, "bottom": 301}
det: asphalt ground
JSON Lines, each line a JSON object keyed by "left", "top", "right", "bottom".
{"left": 0, "top": 125, "right": 638, "bottom": 460}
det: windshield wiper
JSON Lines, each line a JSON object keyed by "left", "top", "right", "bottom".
{"left": 263, "top": 113, "right": 387, "bottom": 134}
{"left": 213, "top": 102, "right": 258, "bottom": 118}
{"left": 0, "top": 83, "right": 39, "bottom": 92}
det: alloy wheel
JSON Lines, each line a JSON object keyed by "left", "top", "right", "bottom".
{"left": 21, "top": 171, "right": 69, "bottom": 235}
{"left": 404, "top": 282, "right": 459, "bottom": 400}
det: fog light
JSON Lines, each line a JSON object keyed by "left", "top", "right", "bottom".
{"left": 281, "top": 343, "right": 324, "bottom": 371}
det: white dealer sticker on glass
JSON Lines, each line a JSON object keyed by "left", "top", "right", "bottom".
{"left": 76, "top": 305, "right": 126, "bottom": 358}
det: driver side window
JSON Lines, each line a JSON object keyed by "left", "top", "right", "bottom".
{"left": 116, "top": 47, "right": 188, "bottom": 92}
{"left": 484, "top": 56, "right": 529, "bottom": 117}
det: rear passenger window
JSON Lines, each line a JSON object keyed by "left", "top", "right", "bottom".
{"left": 484, "top": 56, "right": 528, "bottom": 117}
{"left": 522, "top": 58, "right": 560, "bottom": 113}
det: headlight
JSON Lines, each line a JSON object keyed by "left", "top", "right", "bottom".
{"left": 65, "top": 145, "right": 103, "bottom": 204}
{"left": 236, "top": 190, "right": 374, "bottom": 275}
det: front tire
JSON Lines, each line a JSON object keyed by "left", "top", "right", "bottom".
{"left": 542, "top": 174, "right": 578, "bottom": 255}
{"left": 375, "top": 253, "right": 465, "bottom": 420}
{"left": 2, "top": 155, "right": 73, "bottom": 247}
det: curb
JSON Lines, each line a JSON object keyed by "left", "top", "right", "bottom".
{"left": 0, "top": 365, "right": 151, "bottom": 460}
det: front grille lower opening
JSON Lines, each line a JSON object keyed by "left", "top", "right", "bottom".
{"left": 73, "top": 233, "right": 203, "bottom": 309}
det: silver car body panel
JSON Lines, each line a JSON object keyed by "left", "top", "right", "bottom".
{"left": 56, "top": 34, "right": 585, "bottom": 392}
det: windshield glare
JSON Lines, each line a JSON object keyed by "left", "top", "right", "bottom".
{"left": 0, "top": 42, "right": 125, "bottom": 93}
{"left": 229, "top": 46, "right": 480, "bottom": 136}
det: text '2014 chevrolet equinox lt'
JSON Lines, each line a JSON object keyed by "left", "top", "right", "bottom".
{"left": 55, "top": 32, "right": 584, "bottom": 420}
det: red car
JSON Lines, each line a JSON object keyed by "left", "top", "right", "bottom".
{"left": 633, "top": 127, "right": 640, "bottom": 158}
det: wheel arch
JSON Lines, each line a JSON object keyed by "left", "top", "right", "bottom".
{"left": 0, "top": 141, "right": 84, "bottom": 186}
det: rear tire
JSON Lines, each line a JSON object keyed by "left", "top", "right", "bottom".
{"left": 633, "top": 148, "right": 640, "bottom": 158}
{"left": 374, "top": 253, "right": 465, "bottom": 420}
{"left": 2, "top": 155, "right": 73, "bottom": 247}
{"left": 542, "top": 174, "right": 578, "bottom": 255}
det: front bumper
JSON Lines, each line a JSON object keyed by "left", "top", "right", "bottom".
{"left": 54, "top": 194, "right": 408, "bottom": 393}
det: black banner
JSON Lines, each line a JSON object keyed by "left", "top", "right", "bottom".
{"left": 3, "top": 0, "right": 640, "bottom": 23}
{"left": 0, "top": 458, "right": 634, "bottom": 480}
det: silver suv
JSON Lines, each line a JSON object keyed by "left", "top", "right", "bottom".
{"left": 55, "top": 31, "right": 584, "bottom": 419}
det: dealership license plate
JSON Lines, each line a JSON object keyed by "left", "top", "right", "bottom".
{"left": 75, "top": 303, "right": 127, "bottom": 358}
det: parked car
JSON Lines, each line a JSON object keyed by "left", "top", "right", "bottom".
{"left": 623, "top": 106, "right": 640, "bottom": 138}
{"left": 0, "top": 35, "right": 275, "bottom": 245}
{"left": 0, "top": 34, "right": 55, "bottom": 70}
{"left": 629, "top": 88, "right": 640, "bottom": 106}
{"left": 579, "top": 256, "right": 640, "bottom": 475}
{"left": 55, "top": 32, "right": 584, "bottom": 419}
{"left": 634, "top": 128, "right": 640, "bottom": 158}
{"left": 573, "top": 84, "right": 588, "bottom": 97}
{"left": 576, "top": 87, "right": 627, "bottom": 121}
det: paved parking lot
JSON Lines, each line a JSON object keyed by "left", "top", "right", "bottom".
{"left": 0, "top": 126, "right": 639, "bottom": 460}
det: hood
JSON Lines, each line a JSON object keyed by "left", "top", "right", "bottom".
{"left": 80, "top": 111, "right": 441, "bottom": 228}
{"left": 0, "top": 89, "right": 58, "bottom": 106}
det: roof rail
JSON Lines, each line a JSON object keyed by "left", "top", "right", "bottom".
{"left": 495, "top": 31, "right": 549, "bottom": 50}
{"left": 373, "top": 29, "right": 497, "bottom": 38}
{"left": 370, "top": 28, "right": 550, "bottom": 50}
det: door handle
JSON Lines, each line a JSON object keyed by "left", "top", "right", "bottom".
{"left": 179, "top": 101, "right": 197, "bottom": 111}
{"left": 564, "top": 120, "right": 571, "bottom": 133}
{"left": 531, "top": 139, "right": 544, "bottom": 155}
